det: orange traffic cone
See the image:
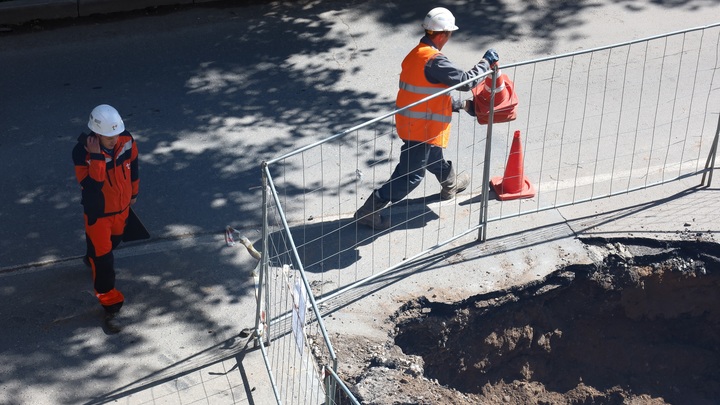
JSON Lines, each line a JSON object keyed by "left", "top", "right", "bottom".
{"left": 490, "top": 130, "right": 536, "bottom": 200}
{"left": 472, "top": 69, "right": 519, "bottom": 125}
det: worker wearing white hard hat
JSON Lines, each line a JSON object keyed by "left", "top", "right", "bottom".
{"left": 72, "top": 104, "right": 140, "bottom": 333}
{"left": 422, "top": 6, "right": 459, "bottom": 32}
{"left": 355, "top": 7, "right": 499, "bottom": 230}
{"left": 86, "top": 104, "right": 126, "bottom": 151}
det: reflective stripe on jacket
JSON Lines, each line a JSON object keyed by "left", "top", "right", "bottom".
{"left": 395, "top": 42, "right": 452, "bottom": 148}
{"left": 72, "top": 131, "right": 139, "bottom": 219}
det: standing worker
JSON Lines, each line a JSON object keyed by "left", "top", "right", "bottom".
{"left": 72, "top": 104, "right": 139, "bottom": 333}
{"left": 355, "top": 7, "right": 499, "bottom": 230}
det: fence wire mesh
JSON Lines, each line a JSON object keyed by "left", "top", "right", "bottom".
{"left": 255, "top": 23, "right": 720, "bottom": 404}
{"left": 496, "top": 26, "right": 720, "bottom": 221}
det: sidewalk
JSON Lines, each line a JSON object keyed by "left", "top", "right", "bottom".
{"left": 0, "top": 234, "right": 277, "bottom": 405}
{"left": 0, "top": 0, "right": 218, "bottom": 25}
{"left": 1, "top": 176, "right": 717, "bottom": 404}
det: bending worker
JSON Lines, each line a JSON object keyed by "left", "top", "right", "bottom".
{"left": 72, "top": 104, "right": 139, "bottom": 332}
{"left": 354, "top": 6, "right": 499, "bottom": 230}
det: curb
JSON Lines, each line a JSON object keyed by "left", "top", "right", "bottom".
{"left": 0, "top": 0, "right": 217, "bottom": 25}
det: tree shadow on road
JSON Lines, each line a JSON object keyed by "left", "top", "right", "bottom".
{"left": 266, "top": 202, "right": 440, "bottom": 274}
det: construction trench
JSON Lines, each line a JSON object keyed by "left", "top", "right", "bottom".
{"left": 386, "top": 239, "right": 720, "bottom": 404}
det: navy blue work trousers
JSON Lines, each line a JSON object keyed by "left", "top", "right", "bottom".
{"left": 376, "top": 140, "right": 451, "bottom": 203}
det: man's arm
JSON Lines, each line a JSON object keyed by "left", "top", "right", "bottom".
{"left": 425, "top": 54, "right": 491, "bottom": 92}
{"left": 130, "top": 136, "right": 139, "bottom": 204}
{"left": 72, "top": 135, "right": 105, "bottom": 190}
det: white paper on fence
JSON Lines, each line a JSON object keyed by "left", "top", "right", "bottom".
{"left": 292, "top": 277, "right": 307, "bottom": 357}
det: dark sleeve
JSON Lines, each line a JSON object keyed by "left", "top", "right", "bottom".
{"left": 425, "top": 54, "right": 491, "bottom": 92}
{"left": 72, "top": 140, "right": 105, "bottom": 217}
{"left": 72, "top": 141, "right": 103, "bottom": 192}
{"left": 130, "top": 135, "right": 139, "bottom": 199}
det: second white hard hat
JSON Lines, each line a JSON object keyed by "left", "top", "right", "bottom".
{"left": 88, "top": 104, "right": 125, "bottom": 137}
{"left": 422, "top": 7, "right": 459, "bottom": 32}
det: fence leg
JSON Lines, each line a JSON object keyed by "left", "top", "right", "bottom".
{"left": 324, "top": 366, "right": 331, "bottom": 405}
{"left": 255, "top": 162, "right": 271, "bottom": 348}
{"left": 702, "top": 114, "right": 720, "bottom": 187}
{"left": 478, "top": 67, "right": 498, "bottom": 242}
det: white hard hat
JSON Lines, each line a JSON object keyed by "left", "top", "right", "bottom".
{"left": 88, "top": 104, "right": 125, "bottom": 137}
{"left": 422, "top": 7, "right": 459, "bottom": 32}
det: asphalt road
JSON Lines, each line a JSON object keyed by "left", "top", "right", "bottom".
{"left": 0, "top": 1, "right": 718, "bottom": 404}
{"left": 2, "top": 0, "right": 719, "bottom": 270}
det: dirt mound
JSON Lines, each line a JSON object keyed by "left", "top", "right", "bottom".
{"left": 358, "top": 239, "right": 720, "bottom": 404}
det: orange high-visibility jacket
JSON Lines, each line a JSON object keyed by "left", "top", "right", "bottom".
{"left": 395, "top": 42, "right": 453, "bottom": 148}
{"left": 72, "top": 132, "right": 139, "bottom": 219}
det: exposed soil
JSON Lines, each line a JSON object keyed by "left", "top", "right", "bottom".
{"left": 333, "top": 239, "right": 720, "bottom": 404}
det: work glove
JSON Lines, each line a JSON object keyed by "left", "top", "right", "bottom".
{"left": 452, "top": 97, "right": 463, "bottom": 112}
{"left": 463, "top": 99, "right": 476, "bottom": 117}
{"left": 483, "top": 48, "right": 499, "bottom": 67}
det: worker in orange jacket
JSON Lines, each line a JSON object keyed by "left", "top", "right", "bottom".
{"left": 355, "top": 7, "right": 499, "bottom": 230}
{"left": 72, "top": 104, "right": 139, "bottom": 333}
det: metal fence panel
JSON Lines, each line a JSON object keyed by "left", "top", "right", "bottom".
{"left": 255, "top": 24, "right": 720, "bottom": 404}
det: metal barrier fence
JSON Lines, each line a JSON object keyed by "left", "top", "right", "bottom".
{"left": 254, "top": 23, "right": 720, "bottom": 404}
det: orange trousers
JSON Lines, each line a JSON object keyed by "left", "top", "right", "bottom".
{"left": 85, "top": 209, "right": 128, "bottom": 314}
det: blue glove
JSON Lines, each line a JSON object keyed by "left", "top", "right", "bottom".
{"left": 483, "top": 49, "right": 499, "bottom": 66}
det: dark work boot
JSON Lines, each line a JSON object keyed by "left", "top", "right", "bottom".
{"left": 354, "top": 192, "right": 390, "bottom": 230}
{"left": 439, "top": 162, "right": 470, "bottom": 200}
{"left": 103, "top": 312, "right": 122, "bottom": 334}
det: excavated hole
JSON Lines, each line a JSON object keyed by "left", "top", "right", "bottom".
{"left": 394, "top": 239, "right": 720, "bottom": 403}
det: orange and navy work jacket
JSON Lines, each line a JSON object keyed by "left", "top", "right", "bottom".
{"left": 72, "top": 132, "right": 139, "bottom": 220}
{"left": 395, "top": 41, "right": 453, "bottom": 148}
